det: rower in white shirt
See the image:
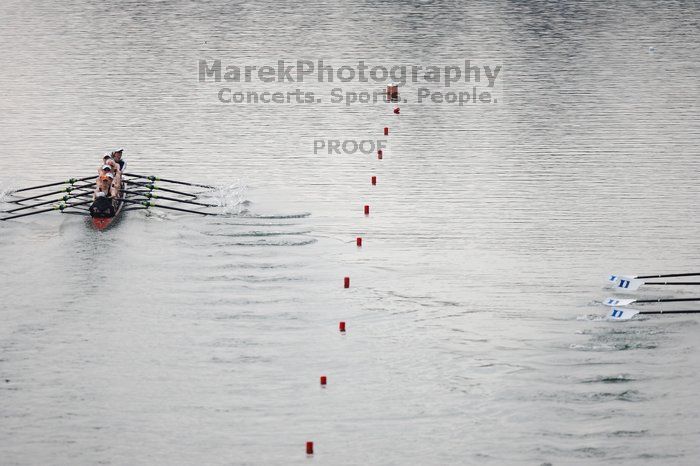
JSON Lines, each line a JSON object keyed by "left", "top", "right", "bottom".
{"left": 112, "top": 148, "right": 127, "bottom": 173}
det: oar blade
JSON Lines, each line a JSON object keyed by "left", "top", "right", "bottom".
{"left": 603, "top": 297, "right": 636, "bottom": 307}
{"left": 605, "top": 274, "right": 636, "bottom": 288}
{"left": 612, "top": 277, "right": 645, "bottom": 293}
{"left": 605, "top": 274, "right": 619, "bottom": 287}
{"left": 607, "top": 307, "right": 641, "bottom": 320}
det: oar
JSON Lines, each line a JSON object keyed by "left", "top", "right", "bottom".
{"left": 121, "top": 189, "right": 217, "bottom": 208}
{"left": 645, "top": 281, "right": 700, "bottom": 285}
{"left": 604, "top": 296, "right": 700, "bottom": 306}
{"left": 606, "top": 273, "right": 700, "bottom": 289}
{"left": 608, "top": 307, "right": 700, "bottom": 320}
{"left": 124, "top": 174, "right": 215, "bottom": 189}
{"left": 637, "top": 273, "right": 700, "bottom": 279}
{"left": 607, "top": 277, "right": 700, "bottom": 293}
{"left": 10, "top": 176, "right": 95, "bottom": 194}
{"left": 609, "top": 272, "right": 700, "bottom": 281}
{"left": 3, "top": 192, "right": 93, "bottom": 214}
{"left": 127, "top": 181, "right": 198, "bottom": 199}
{"left": 0, "top": 200, "right": 94, "bottom": 221}
{"left": 8, "top": 183, "right": 94, "bottom": 204}
{"left": 121, "top": 198, "right": 213, "bottom": 216}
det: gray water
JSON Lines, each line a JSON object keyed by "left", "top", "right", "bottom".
{"left": 1, "top": 1, "right": 700, "bottom": 464}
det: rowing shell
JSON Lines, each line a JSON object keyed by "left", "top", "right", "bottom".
{"left": 91, "top": 181, "right": 128, "bottom": 230}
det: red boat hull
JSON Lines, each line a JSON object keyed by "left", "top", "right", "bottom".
{"left": 92, "top": 217, "right": 115, "bottom": 230}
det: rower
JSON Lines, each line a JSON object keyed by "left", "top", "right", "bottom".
{"left": 94, "top": 174, "right": 112, "bottom": 200}
{"left": 99, "top": 154, "right": 118, "bottom": 176}
{"left": 112, "top": 148, "right": 126, "bottom": 173}
{"left": 99, "top": 154, "right": 121, "bottom": 191}
{"left": 106, "top": 172, "right": 119, "bottom": 198}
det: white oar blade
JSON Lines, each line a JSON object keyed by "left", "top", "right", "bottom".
{"left": 613, "top": 278, "right": 644, "bottom": 293}
{"left": 603, "top": 297, "right": 636, "bottom": 307}
{"left": 607, "top": 307, "right": 641, "bottom": 320}
{"left": 605, "top": 274, "right": 636, "bottom": 288}
{"left": 605, "top": 274, "right": 621, "bottom": 288}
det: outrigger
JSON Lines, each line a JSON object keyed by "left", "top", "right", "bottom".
{"left": 1, "top": 173, "right": 222, "bottom": 230}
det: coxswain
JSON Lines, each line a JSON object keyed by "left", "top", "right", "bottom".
{"left": 90, "top": 173, "right": 118, "bottom": 218}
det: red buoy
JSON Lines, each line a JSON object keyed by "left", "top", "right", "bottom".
{"left": 364, "top": 205, "right": 370, "bottom": 215}
{"left": 320, "top": 376, "right": 327, "bottom": 386}
{"left": 306, "top": 441, "right": 314, "bottom": 455}
{"left": 383, "top": 127, "right": 389, "bottom": 136}
{"left": 387, "top": 83, "right": 399, "bottom": 100}
{"left": 371, "top": 176, "right": 376, "bottom": 185}
{"left": 393, "top": 107, "right": 400, "bottom": 114}
{"left": 377, "top": 149, "right": 383, "bottom": 160}
{"left": 356, "top": 237, "right": 362, "bottom": 247}
{"left": 344, "top": 276, "right": 350, "bottom": 288}
{"left": 339, "top": 321, "right": 346, "bottom": 332}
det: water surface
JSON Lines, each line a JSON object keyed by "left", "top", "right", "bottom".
{"left": 1, "top": 1, "right": 699, "bottom": 464}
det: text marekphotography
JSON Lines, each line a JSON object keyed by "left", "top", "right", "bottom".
{"left": 198, "top": 59, "right": 503, "bottom": 106}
